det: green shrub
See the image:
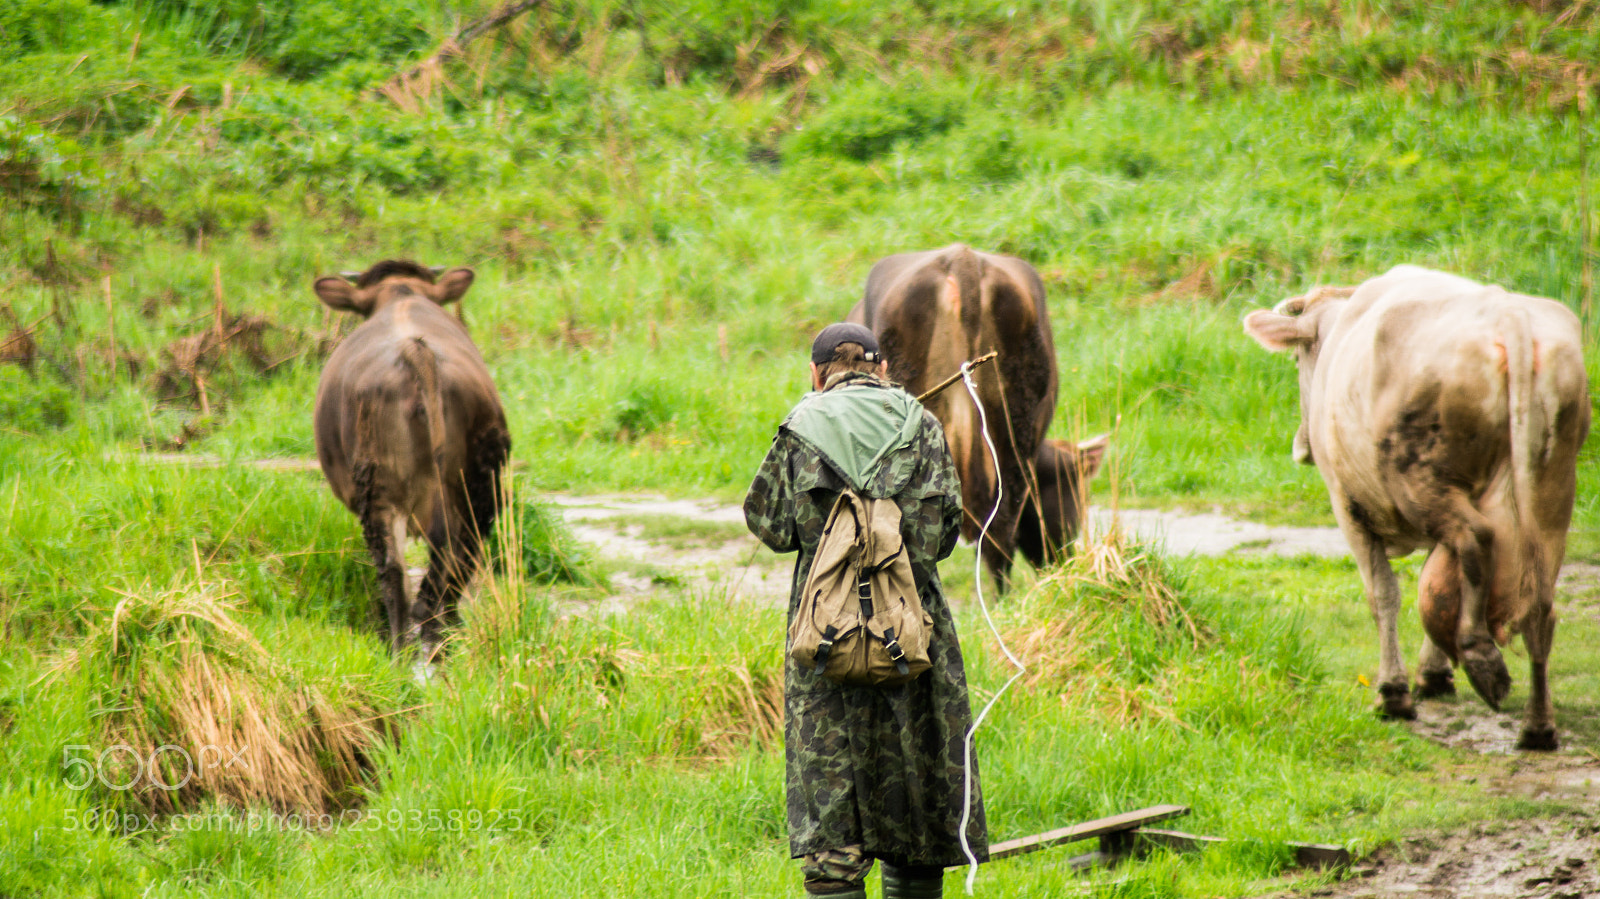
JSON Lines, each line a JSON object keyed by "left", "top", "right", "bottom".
{"left": 608, "top": 383, "right": 677, "bottom": 441}
{"left": 0, "top": 367, "right": 74, "bottom": 431}
{"left": 0, "top": 0, "right": 97, "bottom": 56}
{"left": 136, "top": 0, "right": 436, "bottom": 79}
{"left": 788, "top": 80, "right": 968, "bottom": 161}
{"left": 0, "top": 115, "right": 101, "bottom": 217}
{"left": 493, "top": 487, "right": 600, "bottom": 588}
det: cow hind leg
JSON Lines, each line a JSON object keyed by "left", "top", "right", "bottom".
{"left": 1015, "top": 503, "right": 1043, "bottom": 570}
{"left": 979, "top": 511, "right": 1020, "bottom": 596}
{"left": 354, "top": 463, "right": 411, "bottom": 654}
{"left": 1414, "top": 636, "right": 1456, "bottom": 699}
{"left": 414, "top": 515, "right": 467, "bottom": 660}
{"left": 1343, "top": 520, "right": 1415, "bottom": 720}
{"left": 1516, "top": 603, "right": 1559, "bottom": 751}
{"left": 414, "top": 426, "right": 509, "bottom": 658}
{"left": 1439, "top": 504, "right": 1511, "bottom": 709}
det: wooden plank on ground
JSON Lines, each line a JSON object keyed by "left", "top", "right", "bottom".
{"left": 1138, "top": 829, "right": 1351, "bottom": 872}
{"left": 1290, "top": 842, "right": 1351, "bottom": 870}
{"left": 987, "top": 804, "right": 1191, "bottom": 861}
{"left": 1137, "top": 828, "right": 1227, "bottom": 854}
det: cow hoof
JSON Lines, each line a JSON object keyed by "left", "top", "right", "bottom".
{"left": 1460, "top": 642, "right": 1511, "bottom": 710}
{"left": 1516, "top": 726, "right": 1559, "bottom": 752}
{"left": 1377, "top": 683, "right": 1417, "bottom": 721}
{"left": 1414, "top": 669, "right": 1456, "bottom": 700}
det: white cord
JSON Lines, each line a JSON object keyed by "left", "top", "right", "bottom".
{"left": 957, "top": 360, "right": 1027, "bottom": 895}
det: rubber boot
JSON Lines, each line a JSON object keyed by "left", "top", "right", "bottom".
{"left": 804, "top": 886, "right": 866, "bottom": 899}
{"left": 881, "top": 863, "right": 943, "bottom": 899}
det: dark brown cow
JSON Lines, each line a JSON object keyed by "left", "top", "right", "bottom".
{"left": 1244, "top": 265, "right": 1588, "bottom": 749}
{"left": 849, "top": 243, "right": 1106, "bottom": 587}
{"left": 313, "top": 260, "right": 510, "bottom": 657}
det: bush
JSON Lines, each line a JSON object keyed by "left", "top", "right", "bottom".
{"left": 0, "top": 115, "right": 100, "bottom": 218}
{"left": 493, "top": 481, "right": 600, "bottom": 588}
{"left": 0, "top": 367, "right": 74, "bottom": 432}
{"left": 787, "top": 80, "right": 968, "bottom": 161}
{"left": 43, "top": 581, "right": 409, "bottom": 815}
{"left": 0, "top": 0, "right": 96, "bottom": 57}
{"left": 138, "top": 0, "right": 436, "bottom": 79}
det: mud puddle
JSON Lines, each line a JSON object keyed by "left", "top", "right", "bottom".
{"left": 545, "top": 497, "right": 1357, "bottom": 607}
{"left": 546, "top": 494, "right": 791, "bottom": 609}
{"left": 1088, "top": 506, "right": 1350, "bottom": 557}
{"left": 1284, "top": 815, "right": 1600, "bottom": 899}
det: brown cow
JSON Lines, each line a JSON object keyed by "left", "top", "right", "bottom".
{"left": 1015, "top": 435, "right": 1109, "bottom": 570}
{"left": 1244, "top": 265, "right": 1588, "bottom": 749}
{"left": 850, "top": 244, "right": 1106, "bottom": 588}
{"left": 313, "top": 260, "right": 510, "bottom": 657}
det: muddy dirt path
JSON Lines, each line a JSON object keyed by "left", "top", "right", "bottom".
{"left": 547, "top": 495, "right": 1354, "bottom": 608}
{"left": 1286, "top": 814, "right": 1600, "bottom": 899}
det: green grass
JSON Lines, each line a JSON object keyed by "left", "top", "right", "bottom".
{"left": 3, "top": 424, "right": 1595, "bottom": 897}
{"left": 8, "top": 1, "right": 1600, "bottom": 896}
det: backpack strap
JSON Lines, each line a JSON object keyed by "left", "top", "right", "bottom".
{"left": 880, "top": 626, "right": 910, "bottom": 677}
{"left": 815, "top": 624, "right": 839, "bottom": 667}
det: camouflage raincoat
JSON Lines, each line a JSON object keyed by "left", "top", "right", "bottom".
{"left": 743, "top": 371, "right": 989, "bottom": 867}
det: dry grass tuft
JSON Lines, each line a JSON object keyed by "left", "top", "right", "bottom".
{"left": 682, "top": 656, "right": 784, "bottom": 758}
{"left": 1038, "top": 518, "right": 1199, "bottom": 640}
{"left": 1002, "top": 519, "right": 1204, "bottom": 725}
{"left": 48, "top": 580, "right": 400, "bottom": 816}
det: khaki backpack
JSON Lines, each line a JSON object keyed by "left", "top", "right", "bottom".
{"left": 789, "top": 488, "right": 932, "bottom": 687}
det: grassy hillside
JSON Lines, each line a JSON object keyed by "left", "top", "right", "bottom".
{"left": 6, "top": 2, "right": 1600, "bottom": 897}
{"left": 5, "top": 1, "right": 1599, "bottom": 511}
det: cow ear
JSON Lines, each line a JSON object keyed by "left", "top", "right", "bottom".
{"left": 1242, "top": 309, "right": 1310, "bottom": 352}
{"left": 314, "top": 277, "right": 372, "bottom": 315}
{"left": 432, "top": 268, "right": 475, "bottom": 305}
{"left": 1075, "top": 433, "right": 1110, "bottom": 480}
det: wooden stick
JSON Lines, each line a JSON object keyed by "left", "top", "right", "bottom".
{"left": 195, "top": 373, "right": 211, "bottom": 417}
{"left": 916, "top": 351, "right": 998, "bottom": 402}
{"left": 103, "top": 275, "right": 116, "bottom": 379}
{"left": 212, "top": 263, "right": 225, "bottom": 338}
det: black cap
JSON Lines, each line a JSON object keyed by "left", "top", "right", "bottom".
{"left": 810, "top": 322, "right": 881, "bottom": 365}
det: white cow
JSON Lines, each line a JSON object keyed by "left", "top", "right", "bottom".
{"left": 1243, "top": 265, "right": 1589, "bottom": 749}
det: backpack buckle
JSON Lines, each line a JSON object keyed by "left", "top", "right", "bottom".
{"left": 814, "top": 625, "right": 838, "bottom": 667}
{"left": 882, "top": 627, "right": 910, "bottom": 676}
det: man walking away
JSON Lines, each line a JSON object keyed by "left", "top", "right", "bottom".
{"left": 744, "top": 323, "right": 988, "bottom": 899}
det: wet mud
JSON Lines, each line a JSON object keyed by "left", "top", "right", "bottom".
{"left": 550, "top": 497, "right": 1355, "bottom": 605}
{"left": 1291, "top": 815, "right": 1600, "bottom": 899}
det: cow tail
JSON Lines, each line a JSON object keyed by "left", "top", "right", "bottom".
{"left": 1500, "top": 306, "right": 1547, "bottom": 612}
{"left": 949, "top": 244, "right": 984, "bottom": 343}
{"left": 399, "top": 336, "right": 446, "bottom": 466}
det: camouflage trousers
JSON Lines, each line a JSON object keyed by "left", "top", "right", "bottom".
{"left": 801, "top": 845, "right": 871, "bottom": 892}
{"left": 801, "top": 845, "right": 946, "bottom": 894}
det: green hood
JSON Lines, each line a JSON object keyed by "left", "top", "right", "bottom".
{"left": 781, "top": 379, "right": 924, "bottom": 493}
